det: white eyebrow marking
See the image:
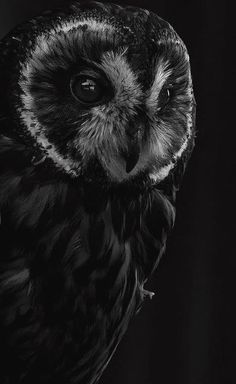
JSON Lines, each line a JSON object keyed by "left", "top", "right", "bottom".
{"left": 100, "top": 50, "right": 142, "bottom": 109}
{"left": 146, "top": 60, "right": 172, "bottom": 112}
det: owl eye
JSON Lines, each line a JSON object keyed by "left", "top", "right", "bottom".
{"left": 70, "top": 71, "right": 111, "bottom": 106}
{"left": 157, "top": 87, "right": 172, "bottom": 111}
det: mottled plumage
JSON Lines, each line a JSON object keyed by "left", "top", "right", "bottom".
{"left": 0, "top": 1, "right": 196, "bottom": 383}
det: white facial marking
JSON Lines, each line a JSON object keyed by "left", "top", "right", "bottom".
{"left": 100, "top": 49, "right": 142, "bottom": 110}
{"left": 18, "top": 18, "right": 116, "bottom": 176}
{"left": 148, "top": 62, "right": 194, "bottom": 183}
{"left": 149, "top": 109, "right": 193, "bottom": 183}
{"left": 145, "top": 42, "right": 193, "bottom": 184}
{"left": 146, "top": 60, "right": 172, "bottom": 113}
{"left": 59, "top": 18, "right": 114, "bottom": 34}
{"left": 18, "top": 108, "right": 81, "bottom": 176}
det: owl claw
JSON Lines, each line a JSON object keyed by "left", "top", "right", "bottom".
{"left": 141, "top": 288, "right": 155, "bottom": 300}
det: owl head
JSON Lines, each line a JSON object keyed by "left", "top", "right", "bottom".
{"left": 0, "top": 1, "right": 195, "bottom": 186}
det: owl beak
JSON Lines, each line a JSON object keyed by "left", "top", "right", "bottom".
{"left": 121, "top": 130, "right": 142, "bottom": 173}
{"left": 123, "top": 142, "right": 140, "bottom": 173}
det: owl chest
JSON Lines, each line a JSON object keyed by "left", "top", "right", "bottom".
{"left": 0, "top": 179, "right": 170, "bottom": 326}
{"left": 0, "top": 190, "right": 141, "bottom": 382}
{"left": 0, "top": 190, "right": 134, "bottom": 320}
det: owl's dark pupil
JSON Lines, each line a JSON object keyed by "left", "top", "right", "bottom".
{"left": 81, "top": 79, "right": 96, "bottom": 92}
{"left": 71, "top": 76, "right": 102, "bottom": 104}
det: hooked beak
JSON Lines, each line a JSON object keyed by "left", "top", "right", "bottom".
{"left": 121, "top": 129, "right": 142, "bottom": 173}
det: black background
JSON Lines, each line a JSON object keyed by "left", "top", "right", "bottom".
{"left": 0, "top": 1, "right": 235, "bottom": 383}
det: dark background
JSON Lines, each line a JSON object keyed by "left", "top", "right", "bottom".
{"left": 0, "top": 1, "right": 234, "bottom": 383}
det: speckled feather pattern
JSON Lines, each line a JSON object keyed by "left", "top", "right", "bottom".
{"left": 0, "top": 1, "right": 195, "bottom": 383}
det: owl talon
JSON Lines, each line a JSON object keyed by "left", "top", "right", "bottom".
{"left": 141, "top": 288, "right": 155, "bottom": 300}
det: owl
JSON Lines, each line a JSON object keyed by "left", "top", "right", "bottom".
{"left": 0, "top": 1, "right": 196, "bottom": 384}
